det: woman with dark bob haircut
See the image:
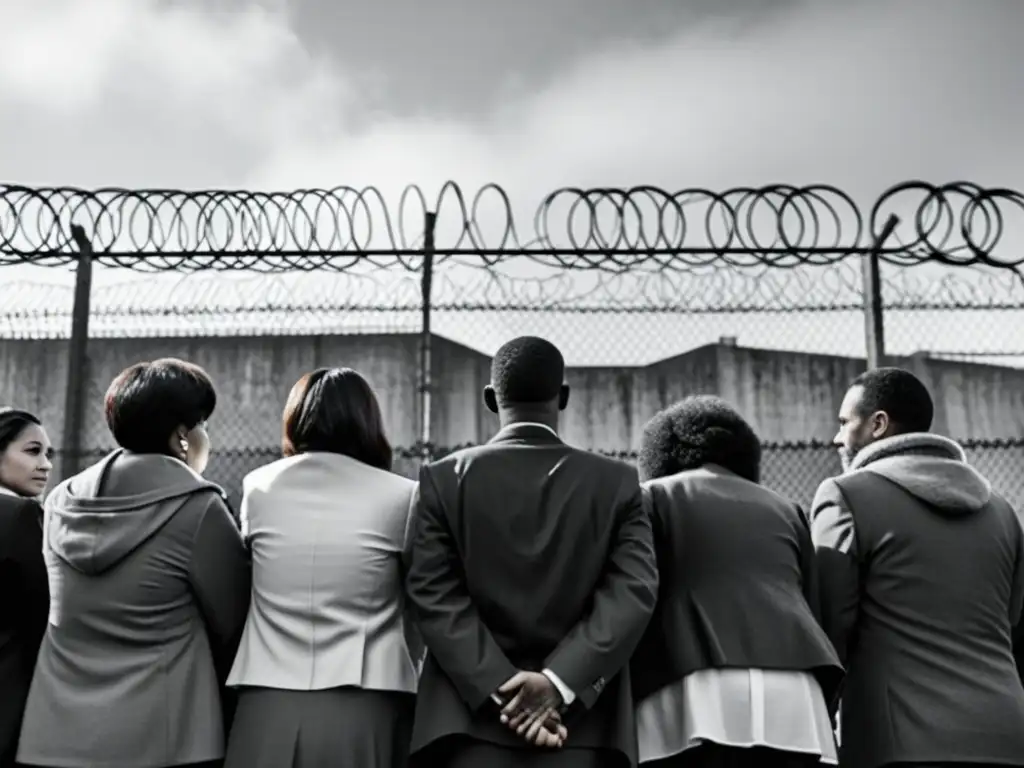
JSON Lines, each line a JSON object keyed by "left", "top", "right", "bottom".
{"left": 0, "top": 408, "right": 52, "bottom": 768}
{"left": 631, "top": 395, "right": 842, "bottom": 768}
{"left": 17, "top": 359, "right": 251, "bottom": 768}
{"left": 224, "top": 367, "right": 420, "bottom": 768}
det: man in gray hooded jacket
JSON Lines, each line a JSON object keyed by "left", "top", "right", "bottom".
{"left": 812, "top": 367, "right": 1024, "bottom": 768}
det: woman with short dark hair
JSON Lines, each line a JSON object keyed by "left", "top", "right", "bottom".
{"left": 17, "top": 358, "right": 251, "bottom": 768}
{"left": 224, "top": 367, "right": 420, "bottom": 768}
{"left": 0, "top": 408, "right": 52, "bottom": 768}
{"left": 631, "top": 395, "right": 842, "bottom": 768}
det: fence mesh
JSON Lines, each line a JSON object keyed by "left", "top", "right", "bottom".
{"left": 2, "top": 181, "right": 1023, "bottom": 511}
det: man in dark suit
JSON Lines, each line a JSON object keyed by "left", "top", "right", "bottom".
{"left": 811, "top": 367, "right": 1024, "bottom": 768}
{"left": 405, "top": 336, "right": 659, "bottom": 768}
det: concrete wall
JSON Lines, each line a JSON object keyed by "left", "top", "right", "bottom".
{"left": 2, "top": 334, "right": 1022, "bottom": 508}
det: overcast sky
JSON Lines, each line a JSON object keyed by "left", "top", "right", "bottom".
{"left": 1, "top": 0, "right": 1023, "bottom": 362}
{"left": 3, "top": 0, "right": 1022, "bottom": 195}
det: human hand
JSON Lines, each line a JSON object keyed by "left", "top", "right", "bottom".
{"left": 493, "top": 692, "right": 567, "bottom": 747}
{"left": 496, "top": 671, "right": 565, "bottom": 743}
{"left": 522, "top": 709, "right": 567, "bottom": 748}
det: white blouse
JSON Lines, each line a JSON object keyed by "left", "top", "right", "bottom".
{"left": 636, "top": 668, "right": 838, "bottom": 764}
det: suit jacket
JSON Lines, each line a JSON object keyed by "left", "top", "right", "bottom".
{"left": 631, "top": 465, "right": 843, "bottom": 708}
{"left": 228, "top": 452, "right": 421, "bottom": 694}
{"left": 811, "top": 433, "right": 1024, "bottom": 768}
{"left": 0, "top": 493, "right": 47, "bottom": 768}
{"left": 17, "top": 451, "right": 251, "bottom": 768}
{"left": 405, "top": 423, "right": 659, "bottom": 766}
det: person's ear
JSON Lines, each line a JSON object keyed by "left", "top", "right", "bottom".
{"left": 870, "top": 410, "right": 890, "bottom": 439}
{"left": 483, "top": 385, "right": 498, "bottom": 414}
{"left": 170, "top": 427, "right": 189, "bottom": 458}
{"left": 557, "top": 384, "right": 570, "bottom": 411}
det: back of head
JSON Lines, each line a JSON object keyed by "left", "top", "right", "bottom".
{"left": 105, "top": 358, "right": 216, "bottom": 455}
{"left": 282, "top": 367, "right": 393, "bottom": 471}
{"left": 489, "top": 336, "right": 565, "bottom": 407}
{"left": 639, "top": 395, "right": 762, "bottom": 483}
{"left": 850, "top": 367, "right": 934, "bottom": 435}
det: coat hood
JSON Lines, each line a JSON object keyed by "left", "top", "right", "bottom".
{"left": 44, "top": 449, "right": 225, "bottom": 575}
{"left": 848, "top": 432, "right": 991, "bottom": 517}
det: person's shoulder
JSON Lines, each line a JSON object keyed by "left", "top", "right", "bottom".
{"left": 749, "top": 479, "right": 804, "bottom": 515}
{"left": 986, "top": 488, "right": 1024, "bottom": 529}
{"left": 435, "top": 442, "right": 493, "bottom": 461}
{"left": 823, "top": 468, "right": 893, "bottom": 506}
{"left": 0, "top": 494, "right": 41, "bottom": 535}
{"left": 423, "top": 443, "right": 496, "bottom": 476}
{"left": 0, "top": 492, "right": 36, "bottom": 515}
{"left": 809, "top": 473, "right": 865, "bottom": 525}
{"left": 180, "top": 481, "right": 231, "bottom": 514}
{"left": 565, "top": 446, "right": 638, "bottom": 481}
{"left": 813, "top": 473, "right": 849, "bottom": 502}
{"left": 243, "top": 454, "right": 305, "bottom": 492}
{"left": 362, "top": 464, "right": 417, "bottom": 510}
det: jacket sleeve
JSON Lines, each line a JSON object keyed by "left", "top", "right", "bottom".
{"left": 4, "top": 500, "right": 50, "bottom": 644}
{"left": 404, "top": 466, "right": 518, "bottom": 711}
{"left": 399, "top": 487, "right": 426, "bottom": 669}
{"left": 1008, "top": 500, "right": 1024, "bottom": 684}
{"left": 795, "top": 503, "right": 822, "bottom": 625}
{"left": 187, "top": 493, "right": 252, "bottom": 682}
{"left": 543, "top": 478, "right": 659, "bottom": 711}
{"left": 810, "top": 478, "right": 861, "bottom": 666}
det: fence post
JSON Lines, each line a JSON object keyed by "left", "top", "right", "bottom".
{"left": 418, "top": 211, "right": 437, "bottom": 467}
{"left": 862, "top": 213, "right": 899, "bottom": 370}
{"left": 60, "top": 224, "right": 94, "bottom": 481}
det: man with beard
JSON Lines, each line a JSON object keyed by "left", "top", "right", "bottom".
{"left": 811, "top": 366, "right": 1024, "bottom": 768}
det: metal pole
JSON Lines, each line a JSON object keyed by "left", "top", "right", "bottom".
{"left": 61, "top": 224, "right": 94, "bottom": 480}
{"left": 862, "top": 213, "right": 899, "bottom": 370}
{"left": 419, "top": 212, "right": 437, "bottom": 466}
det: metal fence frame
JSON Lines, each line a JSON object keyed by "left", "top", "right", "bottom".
{"left": 2, "top": 180, "right": 1023, "bottom": 477}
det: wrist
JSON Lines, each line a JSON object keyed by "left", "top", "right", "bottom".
{"left": 541, "top": 668, "right": 575, "bottom": 707}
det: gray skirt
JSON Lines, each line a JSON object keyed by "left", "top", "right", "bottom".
{"left": 223, "top": 687, "right": 415, "bottom": 768}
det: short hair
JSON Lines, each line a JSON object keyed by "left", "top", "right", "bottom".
{"left": 282, "top": 368, "right": 393, "bottom": 471}
{"left": 638, "top": 395, "right": 762, "bottom": 483}
{"left": 105, "top": 358, "right": 216, "bottom": 454}
{"left": 0, "top": 408, "right": 42, "bottom": 455}
{"left": 850, "top": 367, "right": 933, "bottom": 434}
{"left": 490, "top": 336, "right": 564, "bottom": 405}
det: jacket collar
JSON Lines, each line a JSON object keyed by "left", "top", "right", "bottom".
{"left": 489, "top": 421, "right": 563, "bottom": 446}
{"left": 848, "top": 432, "right": 965, "bottom": 472}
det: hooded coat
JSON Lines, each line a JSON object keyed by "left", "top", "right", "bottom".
{"left": 811, "top": 433, "right": 1024, "bottom": 768}
{"left": 16, "top": 450, "right": 251, "bottom": 768}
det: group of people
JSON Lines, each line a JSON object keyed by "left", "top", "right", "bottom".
{"left": 0, "top": 335, "right": 1023, "bottom": 768}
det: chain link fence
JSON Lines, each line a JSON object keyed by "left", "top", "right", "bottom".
{"left": 2, "top": 182, "right": 1023, "bottom": 510}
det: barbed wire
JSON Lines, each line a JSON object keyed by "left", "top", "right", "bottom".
{"left": 1, "top": 256, "right": 1022, "bottom": 322}
{"left": 2, "top": 181, "right": 1023, "bottom": 272}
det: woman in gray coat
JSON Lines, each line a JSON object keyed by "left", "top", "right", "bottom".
{"left": 17, "top": 358, "right": 251, "bottom": 768}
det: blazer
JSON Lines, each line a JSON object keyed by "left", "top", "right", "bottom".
{"left": 0, "top": 493, "right": 47, "bottom": 768}
{"left": 405, "top": 423, "right": 659, "bottom": 767}
{"left": 227, "top": 451, "right": 421, "bottom": 694}
{"left": 812, "top": 433, "right": 1024, "bottom": 768}
{"left": 17, "top": 451, "right": 251, "bottom": 768}
{"left": 631, "top": 465, "right": 843, "bottom": 707}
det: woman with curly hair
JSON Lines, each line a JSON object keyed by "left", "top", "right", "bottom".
{"left": 631, "top": 395, "right": 842, "bottom": 768}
